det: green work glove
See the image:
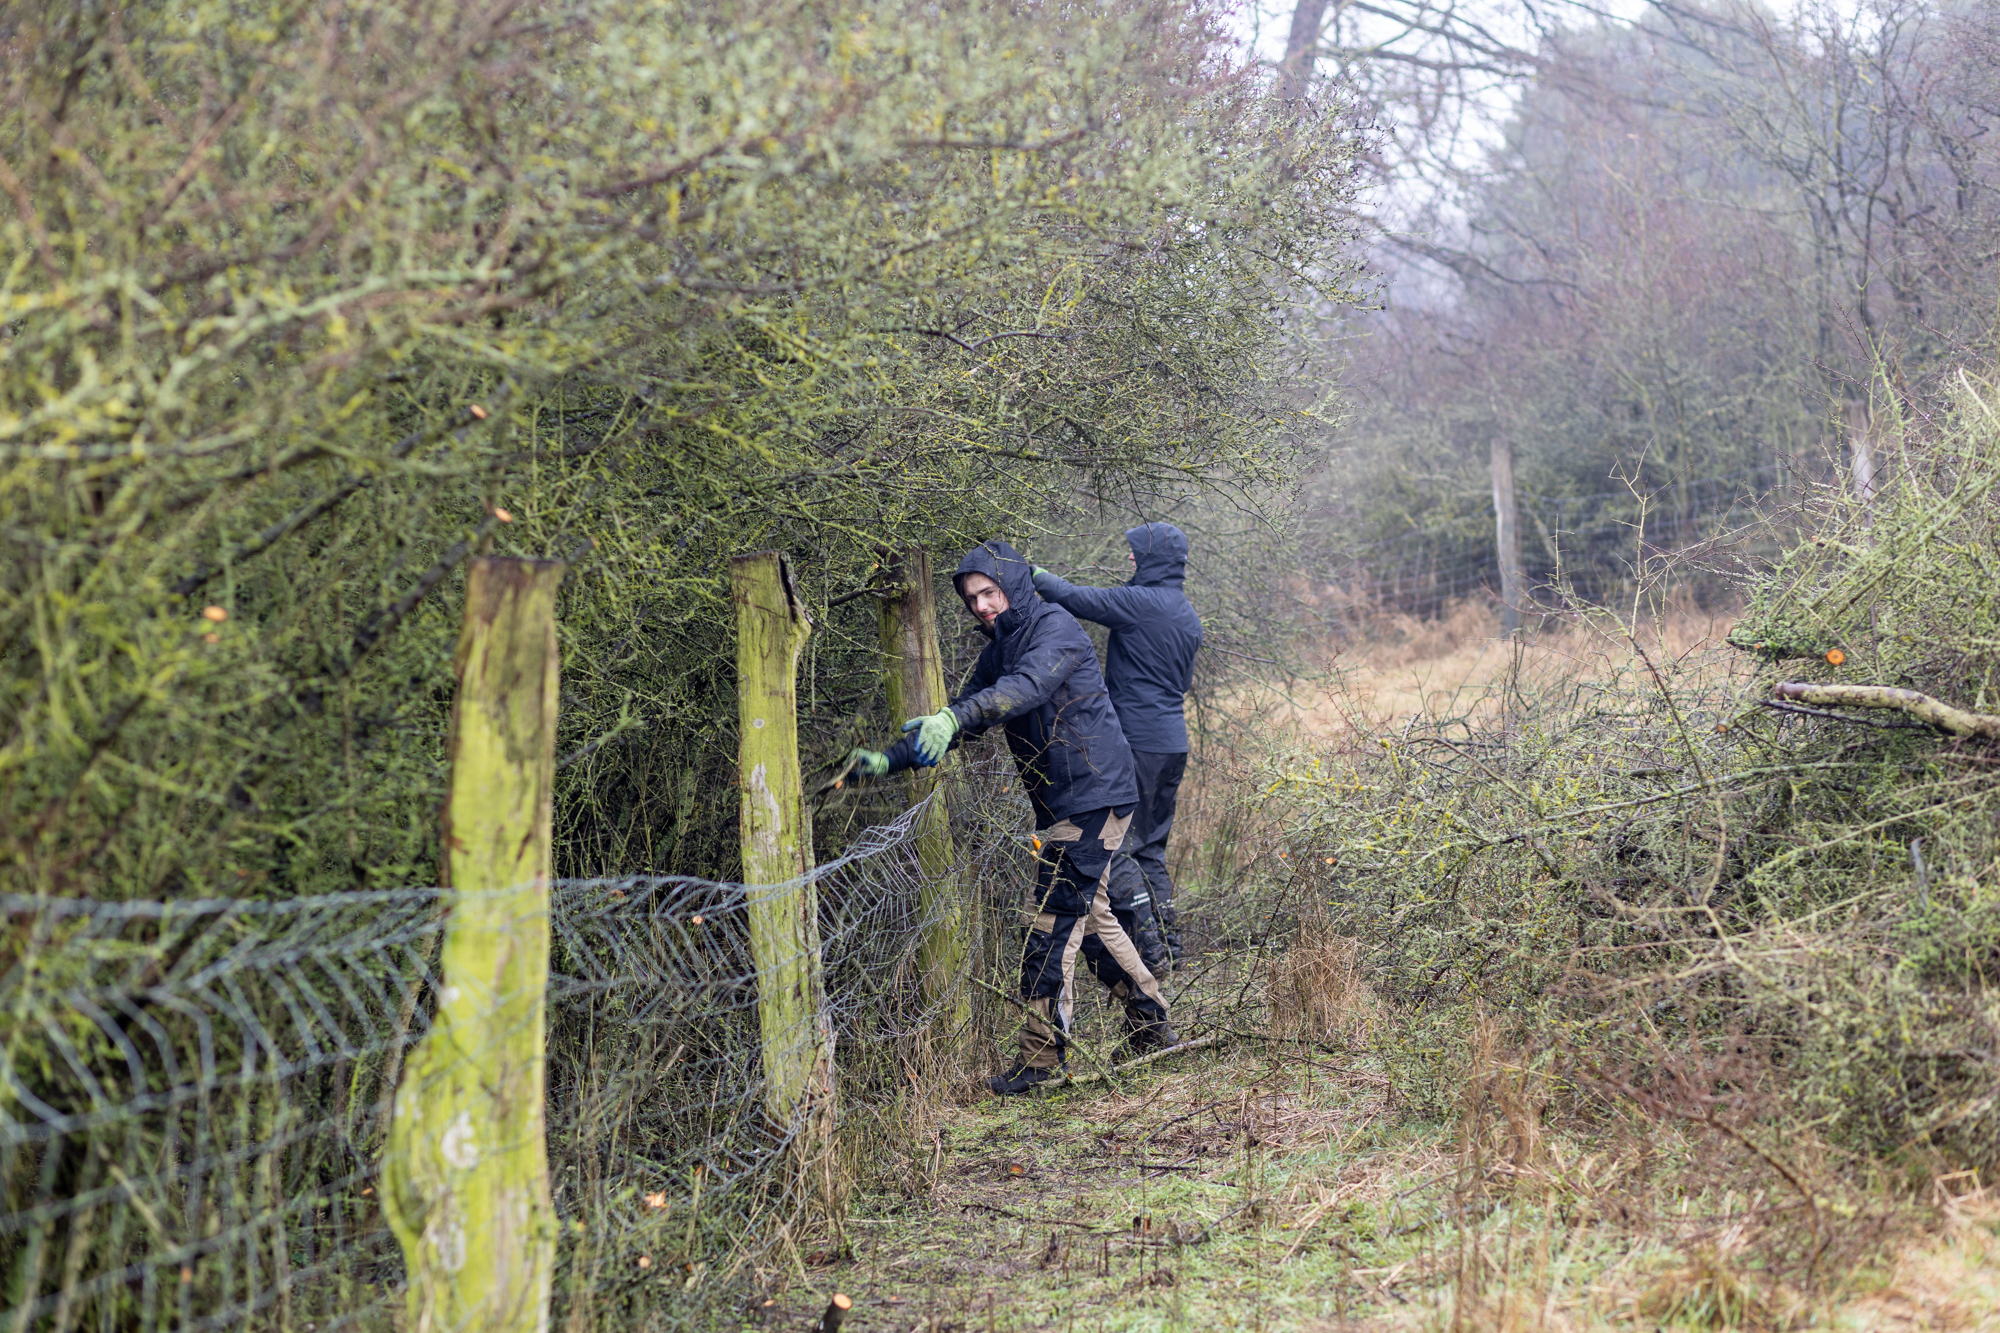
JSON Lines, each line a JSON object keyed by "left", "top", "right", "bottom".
{"left": 1032, "top": 566, "right": 1051, "bottom": 580}
{"left": 900, "top": 709, "right": 959, "bottom": 767}
{"left": 847, "top": 748, "right": 889, "bottom": 778}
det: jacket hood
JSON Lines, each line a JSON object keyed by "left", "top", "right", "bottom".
{"left": 1126, "top": 523, "right": 1188, "bottom": 587}
{"left": 953, "top": 539, "right": 1041, "bottom": 633}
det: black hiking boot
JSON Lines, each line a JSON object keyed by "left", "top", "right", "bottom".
{"left": 1124, "top": 1015, "right": 1180, "bottom": 1056}
{"left": 988, "top": 1062, "right": 1058, "bottom": 1096}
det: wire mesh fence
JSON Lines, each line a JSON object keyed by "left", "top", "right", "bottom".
{"left": 2, "top": 769, "right": 1039, "bottom": 1333}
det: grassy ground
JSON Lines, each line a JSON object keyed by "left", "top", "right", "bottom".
{"left": 789, "top": 1029, "right": 1451, "bottom": 1333}
{"left": 756, "top": 1023, "right": 1998, "bottom": 1333}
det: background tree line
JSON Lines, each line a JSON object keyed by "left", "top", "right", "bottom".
{"left": 1233, "top": 0, "right": 2000, "bottom": 1192}
{"left": 1270, "top": 0, "right": 2000, "bottom": 615}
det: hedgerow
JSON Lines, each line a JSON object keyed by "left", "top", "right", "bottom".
{"left": 0, "top": 0, "right": 1364, "bottom": 900}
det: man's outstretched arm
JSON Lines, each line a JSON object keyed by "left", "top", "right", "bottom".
{"left": 848, "top": 630, "right": 1086, "bottom": 774}
{"left": 1032, "top": 569, "right": 1142, "bottom": 628}
{"left": 949, "top": 633, "right": 1087, "bottom": 730}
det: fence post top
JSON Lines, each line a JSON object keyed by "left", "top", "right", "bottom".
{"left": 731, "top": 550, "right": 811, "bottom": 629}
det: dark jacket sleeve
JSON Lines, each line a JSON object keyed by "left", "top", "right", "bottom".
{"left": 878, "top": 731, "right": 926, "bottom": 775}
{"left": 1033, "top": 572, "right": 1144, "bottom": 628}
{"left": 877, "top": 641, "right": 1001, "bottom": 772}
{"left": 947, "top": 633, "right": 1088, "bottom": 733}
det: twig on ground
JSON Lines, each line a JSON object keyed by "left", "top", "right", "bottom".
{"left": 1280, "top": 1203, "right": 1339, "bottom": 1260}
{"left": 1211, "top": 1029, "right": 1357, "bottom": 1055}
{"left": 1207, "top": 1030, "right": 1395, "bottom": 1085}
{"left": 960, "top": 1202, "right": 1114, "bottom": 1232}
{"left": 1044, "top": 1033, "right": 1229, "bottom": 1090}
{"left": 1141, "top": 1158, "right": 1201, "bottom": 1179}
{"left": 1142, "top": 1099, "right": 1241, "bottom": 1160}
{"left": 1388, "top": 1171, "right": 1451, "bottom": 1202}
{"left": 1331, "top": 1238, "right": 1412, "bottom": 1303}
{"left": 1179, "top": 1199, "right": 1256, "bottom": 1247}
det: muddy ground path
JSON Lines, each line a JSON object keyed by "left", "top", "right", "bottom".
{"left": 791, "top": 1038, "right": 1415, "bottom": 1333}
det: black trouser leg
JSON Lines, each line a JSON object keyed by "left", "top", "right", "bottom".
{"left": 1018, "top": 907, "right": 1085, "bottom": 1070}
{"left": 1129, "top": 749, "right": 1189, "bottom": 960}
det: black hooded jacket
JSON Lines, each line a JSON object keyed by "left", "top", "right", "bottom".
{"left": 1031, "top": 523, "right": 1203, "bottom": 754}
{"left": 880, "top": 539, "right": 1138, "bottom": 823}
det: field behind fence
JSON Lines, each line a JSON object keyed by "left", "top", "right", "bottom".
{"left": 1323, "top": 461, "right": 1795, "bottom": 623}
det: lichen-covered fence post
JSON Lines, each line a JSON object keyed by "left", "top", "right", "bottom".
{"left": 385, "top": 556, "right": 563, "bottom": 1333}
{"left": 731, "top": 551, "right": 837, "bottom": 1183}
{"left": 878, "top": 547, "right": 969, "bottom": 1029}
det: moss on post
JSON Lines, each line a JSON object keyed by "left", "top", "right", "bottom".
{"left": 384, "top": 556, "right": 563, "bottom": 1333}
{"left": 731, "top": 551, "right": 836, "bottom": 1149}
{"left": 878, "top": 547, "right": 970, "bottom": 1028}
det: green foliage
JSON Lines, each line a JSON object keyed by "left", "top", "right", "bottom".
{"left": 1263, "top": 371, "right": 2000, "bottom": 1167}
{"left": 0, "top": 0, "right": 1364, "bottom": 898}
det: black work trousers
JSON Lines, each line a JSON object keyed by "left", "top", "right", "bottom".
{"left": 1129, "top": 749, "right": 1188, "bottom": 956}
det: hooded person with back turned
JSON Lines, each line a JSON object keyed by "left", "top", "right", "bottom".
{"left": 848, "top": 539, "right": 1177, "bottom": 1095}
{"left": 1032, "top": 522, "right": 1202, "bottom": 966}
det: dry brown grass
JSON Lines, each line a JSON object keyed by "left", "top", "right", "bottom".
{"left": 1173, "top": 596, "right": 1745, "bottom": 898}
{"left": 1271, "top": 597, "right": 1743, "bottom": 742}
{"left": 1834, "top": 1182, "right": 2000, "bottom": 1332}
{"left": 1262, "top": 905, "right": 1375, "bottom": 1047}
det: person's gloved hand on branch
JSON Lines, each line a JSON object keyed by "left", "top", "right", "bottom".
{"left": 840, "top": 708, "right": 961, "bottom": 783}
{"left": 900, "top": 709, "right": 959, "bottom": 767}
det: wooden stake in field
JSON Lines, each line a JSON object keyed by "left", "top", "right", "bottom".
{"left": 732, "top": 551, "right": 837, "bottom": 1160}
{"left": 1845, "top": 397, "right": 1878, "bottom": 524}
{"left": 1490, "top": 436, "right": 1524, "bottom": 635}
{"left": 384, "top": 556, "right": 563, "bottom": 1333}
{"left": 878, "top": 547, "right": 970, "bottom": 1029}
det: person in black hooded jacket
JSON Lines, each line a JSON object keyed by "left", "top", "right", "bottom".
{"left": 848, "top": 538, "right": 1177, "bottom": 1095}
{"left": 1032, "top": 522, "right": 1202, "bottom": 967}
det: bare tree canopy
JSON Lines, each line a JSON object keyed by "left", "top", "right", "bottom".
{"left": 1285, "top": 0, "right": 2000, "bottom": 611}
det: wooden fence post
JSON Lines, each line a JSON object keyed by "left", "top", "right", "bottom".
{"left": 732, "top": 551, "right": 836, "bottom": 1152}
{"left": 384, "top": 556, "right": 563, "bottom": 1333}
{"left": 1491, "top": 436, "right": 1523, "bottom": 634}
{"left": 1846, "top": 397, "right": 1877, "bottom": 525}
{"left": 878, "top": 548, "right": 970, "bottom": 1029}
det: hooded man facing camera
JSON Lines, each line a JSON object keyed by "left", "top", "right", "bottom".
{"left": 848, "top": 539, "right": 1176, "bottom": 1095}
